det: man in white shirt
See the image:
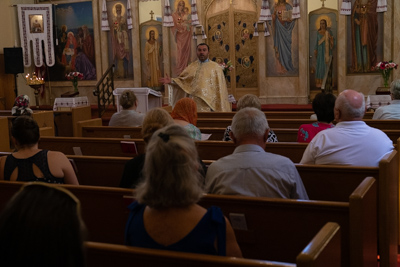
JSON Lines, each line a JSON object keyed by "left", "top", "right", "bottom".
{"left": 373, "top": 79, "right": 400, "bottom": 119}
{"left": 205, "top": 107, "right": 309, "bottom": 199}
{"left": 300, "top": 89, "right": 393, "bottom": 167}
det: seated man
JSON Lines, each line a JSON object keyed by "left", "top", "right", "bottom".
{"left": 300, "top": 89, "right": 394, "bottom": 167}
{"left": 205, "top": 107, "right": 309, "bottom": 200}
{"left": 373, "top": 79, "right": 400, "bottom": 119}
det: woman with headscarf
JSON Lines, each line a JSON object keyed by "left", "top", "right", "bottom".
{"left": 171, "top": 98, "right": 201, "bottom": 140}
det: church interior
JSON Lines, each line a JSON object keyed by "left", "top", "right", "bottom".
{"left": 0, "top": 0, "right": 400, "bottom": 266}
{"left": 0, "top": 0, "right": 399, "bottom": 108}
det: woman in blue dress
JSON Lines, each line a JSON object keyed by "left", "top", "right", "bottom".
{"left": 125, "top": 124, "right": 242, "bottom": 257}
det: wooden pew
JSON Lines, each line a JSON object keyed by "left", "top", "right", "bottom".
{"left": 296, "top": 149, "right": 399, "bottom": 267}
{"left": 80, "top": 124, "right": 399, "bottom": 143}
{"left": 0, "top": 178, "right": 371, "bottom": 266}
{"left": 81, "top": 125, "right": 300, "bottom": 142}
{"left": 0, "top": 112, "right": 55, "bottom": 152}
{"left": 32, "top": 110, "right": 55, "bottom": 136}
{"left": 197, "top": 118, "right": 400, "bottom": 131}
{"left": 196, "top": 111, "right": 374, "bottom": 120}
{"left": 67, "top": 155, "right": 130, "bottom": 187}
{"left": 0, "top": 181, "right": 133, "bottom": 245}
{"left": 38, "top": 137, "right": 306, "bottom": 163}
{"left": 76, "top": 118, "right": 102, "bottom": 137}
{"left": 0, "top": 117, "right": 10, "bottom": 152}
{"left": 199, "top": 177, "right": 376, "bottom": 267}
{"left": 54, "top": 105, "right": 92, "bottom": 137}
{"left": 85, "top": 222, "right": 341, "bottom": 267}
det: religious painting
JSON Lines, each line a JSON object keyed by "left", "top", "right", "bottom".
{"left": 215, "top": 30, "right": 223, "bottom": 42}
{"left": 140, "top": 22, "right": 163, "bottom": 91}
{"left": 346, "top": 0, "right": 383, "bottom": 74}
{"left": 106, "top": 0, "right": 134, "bottom": 80}
{"left": 265, "top": 0, "right": 299, "bottom": 77}
{"left": 47, "top": 1, "right": 96, "bottom": 81}
{"left": 169, "top": 0, "right": 196, "bottom": 77}
{"left": 309, "top": 9, "right": 338, "bottom": 92}
{"left": 29, "top": 15, "right": 43, "bottom": 33}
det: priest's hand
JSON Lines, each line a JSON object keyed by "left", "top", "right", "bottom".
{"left": 159, "top": 74, "right": 171, "bottom": 85}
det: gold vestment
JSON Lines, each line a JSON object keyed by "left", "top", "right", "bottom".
{"left": 170, "top": 60, "right": 230, "bottom": 112}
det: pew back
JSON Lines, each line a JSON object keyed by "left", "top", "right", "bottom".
{"left": 196, "top": 111, "right": 374, "bottom": 120}
{"left": 199, "top": 177, "right": 376, "bottom": 267}
{"left": 38, "top": 137, "right": 306, "bottom": 163}
{"left": 196, "top": 118, "right": 400, "bottom": 131}
{"left": 85, "top": 242, "right": 296, "bottom": 267}
{"left": 296, "top": 149, "right": 398, "bottom": 267}
{"left": 0, "top": 178, "right": 372, "bottom": 266}
{"left": 0, "top": 117, "right": 10, "bottom": 152}
{"left": 0, "top": 181, "right": 133, "bottom": 244}
{"left": 54, "top": 105, "right": 92, "bottom": 137}
{"left": 86, "top": 222, "right": 341, "bottom": 267}
{"left": 67, "top": 155, "right": 130, "bottom": 187}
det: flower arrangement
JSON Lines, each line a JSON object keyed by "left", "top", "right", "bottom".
{"left": 375, "top": 61, "right": 398, "bottom": 87}
{"left": 65, "top": 72, "right": 84, "bottom": 92}
{"left": 12, "top": 95, "right": 33, "bottom": 116}
{"left": 219, "top": 60, "right": 234, "bottom": 77}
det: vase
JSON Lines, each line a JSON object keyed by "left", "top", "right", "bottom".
{"left": 72, "top": 79, "right": 79, "bottom": 92}
{"left": 382, "top": 70, "right": 391, "bottom": 88}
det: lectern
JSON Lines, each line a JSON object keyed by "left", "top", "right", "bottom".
{"left": 113, "top": 88, "right": 163, "bottom": 113}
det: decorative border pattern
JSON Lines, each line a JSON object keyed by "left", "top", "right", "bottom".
{"left": 18, "top": 5, "right": 54, "bottom": 67}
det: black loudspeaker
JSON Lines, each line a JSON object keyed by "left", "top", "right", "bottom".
{"left": 4, "top": 47, "right": 24, "bottom": 74}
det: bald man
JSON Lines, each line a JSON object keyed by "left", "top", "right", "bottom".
{"left": 300, "top": 89, "right": 393, "bottom": 167}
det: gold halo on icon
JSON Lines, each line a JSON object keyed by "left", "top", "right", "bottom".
{"left": 145, "top": 27, "right": 159, "bottom": 40}
{"left": 112, "top": 2, "right": 126, "bottom": 17}
{"left": 315, "top": 15, "right": 332, "bottom": 30}
{"left": 242, "top": 56, "right": 251, "bottom": 69}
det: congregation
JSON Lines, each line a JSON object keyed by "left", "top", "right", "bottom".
{"left": 1, "top": 80, "right": 400, "bottom": 266}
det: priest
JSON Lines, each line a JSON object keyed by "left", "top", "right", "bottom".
{"left": 160, "top": 43, "right": 231, "bottom": 112}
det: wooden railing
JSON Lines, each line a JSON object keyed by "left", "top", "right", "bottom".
{"left": 93, "top": 64, "right": 115, "bottom": 118}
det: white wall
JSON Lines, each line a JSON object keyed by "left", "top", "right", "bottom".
{"left": 139, "top": 1, "right": 162, "bottom": 24}
{"left": 308, "top": 0, "right": 338, "bottom": 12}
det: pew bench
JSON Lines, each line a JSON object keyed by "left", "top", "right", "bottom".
{"left": 296, "top": 149, "right": 399, "bottom": 267}
{"left": 0, "top": 178, "right": 371, "bottom": 266}
{"left": 0, "top": 181, "right": 133, "bottom": 245}
{"left": 67, "top": 155, "right": 131, "bottom": 187}
{"left": 80, "top": 125, "right": 302, "bottom": 142}
{"left": 198, "top": 177, "right": 376, "bottom": 266}
{"left": 54, "top": 105, "right": 92, "bottom": 137}
{"left": 86, "top": 222, "right": 341, "bottom": 267}
{"left": 38, "top": 137, "right": 307, "bottom": 163}
{"left": 196, "top": 118, "right": 400, "bottom": 131}
{"left": 196, "top": 111, "right": 374, "bottom": 120}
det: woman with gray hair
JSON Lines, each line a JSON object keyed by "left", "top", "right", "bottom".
{"left": 109, "top": 90, "right": 144, "bottom": 126}
{"left": 372, "top": 79, "right": 400, "bottom": 119}
{"left": 223, "top": 94, "right": 278, "bottom": 142}
{"left": 125, "top": 124, "right": 242, "bottom": 257}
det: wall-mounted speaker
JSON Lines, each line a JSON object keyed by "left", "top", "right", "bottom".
{"left": 4, "top": 47, "right": 24, "bottom": 74}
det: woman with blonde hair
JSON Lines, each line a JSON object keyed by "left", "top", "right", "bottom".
{"left": 119, "top": 108, "right": 174, "bottom": 188}
{"left": 125, "top": 124, "right": 242, "bottom": 257}
{"left": 109, "top": 90, "right": 144, "bottom": 126}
